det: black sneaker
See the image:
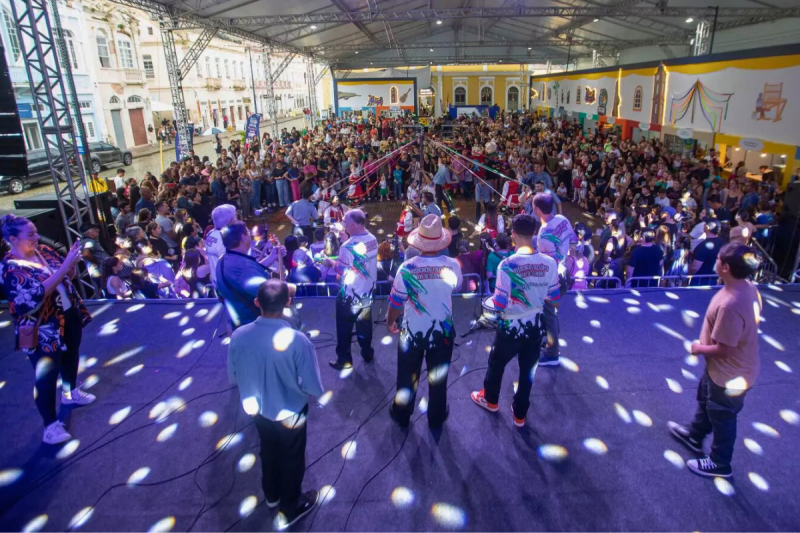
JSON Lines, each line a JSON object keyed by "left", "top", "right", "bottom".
{"left": 328, "top": 360, "right": 352, "bottom": 370}
{"left": 362, "top": 353, "right": 375, "bottom": 364}
{"left": 278, "top": 490, "right": 319, "bottom": 529}
{"left": 266, "top": 498, "right": 280, "bottom": 509}
{"left": 538, "top": 354, "right": 560, "bottom": 367}
{"left": 687, "top": 456, "right": 732, "bottom": 478}
{"left": 667, "top": 421, "right": 703, "bottom": 453}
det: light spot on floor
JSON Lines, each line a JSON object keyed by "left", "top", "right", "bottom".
{"left": 663, "top": 450, "right": 684, "bottom": 469}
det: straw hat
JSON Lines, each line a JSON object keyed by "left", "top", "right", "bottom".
{"left": 408, "top": 214, "right": 452, "bottom": 253}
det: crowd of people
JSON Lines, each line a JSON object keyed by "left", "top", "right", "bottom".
{"left": 0, "top": 107, "right": 775, "bottom": 528}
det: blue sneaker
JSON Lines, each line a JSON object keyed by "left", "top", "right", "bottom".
{"left": 538, "top": 354, "right": 560, "bottom": 367}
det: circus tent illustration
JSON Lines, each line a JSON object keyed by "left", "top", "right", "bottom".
{"left": 668, "top": 79, "right": 733, "bottom": 132}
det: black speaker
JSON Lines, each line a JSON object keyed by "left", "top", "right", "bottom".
{"left": 0, "top": 41, "right": 26, "bottom": 171}
{"left": 0, "top": 208, "right": 66, "bottom": 248}
{"left": 782, "top": 181, "right": 800, "bottom": 219}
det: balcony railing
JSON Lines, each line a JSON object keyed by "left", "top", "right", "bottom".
{"left": 205, "top": 77, "right": 222, "bottom": 90}
{"left": 124, "top": 69, "right": 144, "bottom": 84}
{"left": 232, "top": 78, "right": 247, "bottom": 91}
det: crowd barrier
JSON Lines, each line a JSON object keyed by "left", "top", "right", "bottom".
{"left": 624, "top": 274, "right": 721, "bottom": 288}
{"left": 291, "top": 273, "right": 485, "bottom": 299}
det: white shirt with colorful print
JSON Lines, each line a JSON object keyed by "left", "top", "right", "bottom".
{"left": 389, "top": 255, "right": 463, "bottom": 342}
{"left": 493, "top": 249, "right": 559, "bottom": 333}
{"left": 537, "top": 214, "right": 578, "bottom": 265}
{"left": 335, "top": 232, "right": 378, "bottom": 303}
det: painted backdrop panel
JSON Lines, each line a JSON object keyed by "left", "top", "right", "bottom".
{"left": 335, "top": 80, "right": 416, "bottom": 111}
{"left": 666, "top": 60, "right": 800, "bottom": 145}
{"left": 538, "top": 73, "right": 619, "bottom": 118}
{"left": 619, "top": 72, "right": 656, "bottom": 125}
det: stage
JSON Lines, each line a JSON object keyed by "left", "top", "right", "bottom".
{"left": 1, "top": 286, "right": 799, "bottom": 532}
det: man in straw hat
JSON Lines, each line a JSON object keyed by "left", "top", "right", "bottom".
{"left": 470, "top": 214, "right": 560, "bottom": 428}
{"left": 386, "top": 214, "right": 463, "bottom": 429}
{"left": 329, "top": 209, "right": 379, "bottom": 370}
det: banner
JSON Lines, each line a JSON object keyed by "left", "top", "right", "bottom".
{"left": 245, "top": 113, "right": 262, "bottom": 143}
{"left": 175, "top": 123, "right": 195, "bottom": 161}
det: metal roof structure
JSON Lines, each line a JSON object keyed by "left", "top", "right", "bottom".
{"left": 109, "top": 0, "right": 800, "bottom": 69}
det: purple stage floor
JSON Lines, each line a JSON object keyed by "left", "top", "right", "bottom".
{"left": 1, "top": 286, "right": 799, "bottom": 532}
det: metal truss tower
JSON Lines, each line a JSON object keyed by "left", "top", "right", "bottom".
{"left": 261, "top": 46, "right": 279, "bottom": 140}
{"left": 692, "top": 20, "right": 712, "bottom": 56}
{"left": 305, "top": 56, "right": 319, "bottom": 130}
{"left": 9, "top": 0, "right": 97, "bottom": 297}
{"left": 158, "top": 17, "right": 191, "bottom": 159}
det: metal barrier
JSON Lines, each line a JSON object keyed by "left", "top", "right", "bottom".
{"left": 575, "top": 276, "right": 623, "bottom": 290}
{"left": 624, "top": 274, "right": 721, "bottom": 288}
{"left": 291, "top": 273, "right": 484, "bottom": 300}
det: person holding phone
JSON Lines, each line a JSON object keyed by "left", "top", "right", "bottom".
{"left": 1, "top": 214, "right": 94, "bottom": 444}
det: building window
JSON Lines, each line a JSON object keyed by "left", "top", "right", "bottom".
{"left": 117, "top": 37, "right": 135, "bottom": 69}
{"left": 205, "top": 57, "right": 211, "bottom": 78}
{"left": 633, "top": 86, "right": 643, "bottom": 111}
{"left": 390, "top": 86, "right": 398, "bottom": 104}
{"left": 143, "top": 54, "right": 154, "bottom": 79}
{"left": 127, "top": 95, "right": 143, "bottom": 103}
{"left": 110, "top": 96, "right": 120, "bottom": 105}
{"left": 224, "top": 59, "right": 230, "bottom": 79}
{"left": 507, "top": 86, "right": 519, "bottom": 110}
{"left": 147, "top": 26, "right": 153, "bottom": 35}
{"left": 23, "top": 122, "right": 42, "bottom": 150}
{"left": 60, "top": 30, "right": 79, "bottom": 70}
{"left": 215, "top": 58, "right": 221, "bottom": 78}
{"left": 84, "top": 120, "right": 96, "bottom": 139}
{"left": 3, "top": 10, "right": 21, "bottom": 64}
{"left": 576, "top": 86, "right": 581, "bottom": 105}
{"left": 480, "top": 86, "right": 492, "bottom": 105}
{"left": 96, "top": 30, "right": 111, "bottom": 68}
{"left": 454, "top": 86, "right": 466, "bottom": 104}
{"left": 196, "top": 60, "right": 202, "bottom": 78}
{"left": 79, "top": 101, "right": 91, "bottom": 109}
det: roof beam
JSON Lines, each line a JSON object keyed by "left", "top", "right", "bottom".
{"left": 329, "top": 0, "right": 381, "bottom": 45}
{"left": 332, "top": 54, "right": 572, "bottom": 69}
{"left": 202, "top": 6, "right": 800, "bottom": 27}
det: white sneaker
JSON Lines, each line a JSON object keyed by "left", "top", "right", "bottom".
{"left": 62, "top": 388, "right": 96, "bottom": 406}
{"left": 43, "top": 421, "right": 71, "bottom": 444}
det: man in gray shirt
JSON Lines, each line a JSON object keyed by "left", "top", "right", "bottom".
{"left": 286, "top": 189, "right": 318, "bottom": 242}
{"left": 228, "top": 280, "right": 323, "bottom": 528}
{"left": 154, "top": 201, "right": 179, "bottom": 250}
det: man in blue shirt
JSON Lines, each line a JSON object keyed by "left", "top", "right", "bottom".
{"left": 524, "top": 162, "right": 554, "bottom": 190}
{"left": 286, "top": 189, "right": 319, "bottom": 242}
{"left": 739, "top": 181, "right": 760, "bottom": 213}
{"left": 135, "top": 187, "right": 156, "bottom": 215}
{"left": 432, "top": 158, "right": 454, "bottom": 213}
{"left": 228, "top": 280, "right": 323, "bottom": 528}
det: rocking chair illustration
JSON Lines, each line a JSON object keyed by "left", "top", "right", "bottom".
{"left": 753, "top": 83, "right": 788, "bottom": 122}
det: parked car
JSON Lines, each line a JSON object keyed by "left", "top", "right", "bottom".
{"left": 0, "top": 142, "right": 132, "bottom": 194}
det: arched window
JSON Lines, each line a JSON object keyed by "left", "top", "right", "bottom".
{"left": 63, "top": 30, "right": 79, "bottom": 70}
{"left": 110, "top": 96, "right": 120, "bottom": 104}
{"left": 127, "top": 95, "right": 143, "bottom": 103}
{"left": 224, "top": 59, "right": 230, "bottom": 79}
{"left": 116, "top": 35, "right": 135, "bottom": 69}
{"left": 633, "top": 86, "right": 643, "bottom": 111}
{"left": 96, "top": 29, "right": 111, "bottom": 68}
{"left": 390, "top": 86, "right": 398, "bottom": 104}
{"left": 480, "top": 86, "right": 492, "bottom": 105}
{"left": 576, "top": 85, "right": 581, "bottom": 105}
{"left": 507, "top": 86, "right": 519, "bottom": 111}
{"left": 454, "top": 86, "right": 466, "bottom": 104}
{"left": 205, "top": 57, "right": 211, "bottom": 78}
{"left": 196, "top": 60, "right": 202, "bottom": 78}
{"left": 240, "top": 61, "right": 245, "bottom": 80}
{"left": 215, "top": 57, "right": 221, "bottom": 78}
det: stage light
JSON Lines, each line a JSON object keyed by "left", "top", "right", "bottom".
{"left": 308, "top": 329, "right": 320, "bottom": 338}
{"left": 105, "top": 346, "right": 144, "bottom": 367}
{"left": 392, "top": 487, "right": 415, "bottom": 508}
{"left": 436, "top": 19, "right": 442, "bottom": 24}
{"left": 0, "top": 468, "right": 23, "bottom": 487}
{"left": 273, "top": 327, "right": 296, "bottom": 352}
{"left": 127, "top": 467, "right": 150, "bottom": 485}
{"left": 431, "top": 503, "right": 466, "bottom": 528}
{"left": 239, "top": 496, "right": 258, "bottom": 518}
{"left": 632, "top": 410, "right": 652, "bottom": 427}
{"left": 743, "top": 438, "right": 763, "bottom": 455}
{"left": 560, "top": 356, "right": 579, "bottom": 372}
{"left": 342, "top": 440, "right": 357, "bottom": 460}
{"left": 663, "top": 450, "right": 684, "bottom": 469}
{"left": 125, "top": 364, "right": 144, "bottom": 377}
{"left": 148, "top": 517, "right": 175, "bottom": 533}
{"left": 21, "top": 514, "right": 48, "bottom": 532}
{"left": 238, "top": 453, "right": 256, "bottom": 473}
{"left": 752, "top": 422, "right": 779, "bottom": 438}
{"left": 310, "top": 24, "right": 317, "bottom": 29}
{"left": 109, "top": 406, "right": 132, "bottom": 425}
{"left": 318, "top": 391, "right": 333, "bottom": 406}
{"left": 761, "top": 334, "right": 784, "bottom": 351}
{"left": 583, "top": 438, "right": 608, "bottom": 455}
{"left": 714, "top": 477, "right": 735, "bottom": 496}
{"left": 157, "top": 423, "right": 178, "bottom": 442}
{"left": 595, "top": 376, "right": 609, "bottom": 390}
{"left": 537, "top": 444, "right": 568, "bottom": 461}
{"left": 748, "top": 472, "right": 769, "bottom": 491}
{"left": 320, "top": 485, "right": 336, "bottom": 504}
{"left": 0, "top": 381, "right": 5, "bottom": 390}
{"left": 199, "top": 411, "right": 218, "bottom": 428}
{"left": 216, "top": 433, "right": 243, "bottom": 450}
{"left": 67, "top": 507, "right": 94, "bottom": 530}
{"left": 681, "top": 369, "right": 697, "bottom": 381}
{"left": 686, "top": 17, "right": 693, "bottom": 23}
{"left": 614, "top": 403, "right": 631, "bottom": 424}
